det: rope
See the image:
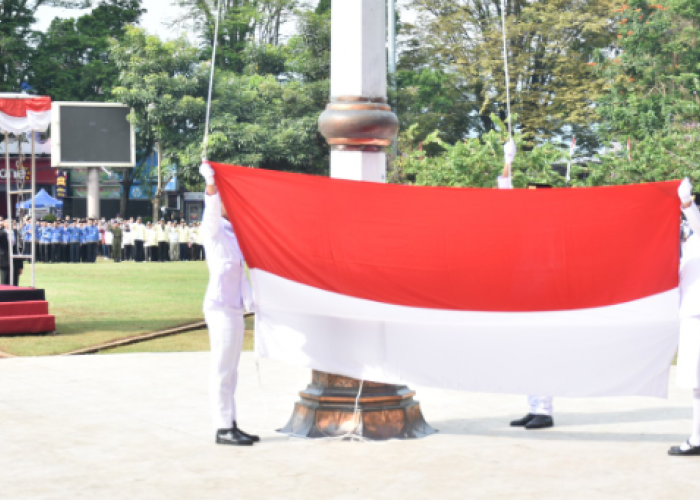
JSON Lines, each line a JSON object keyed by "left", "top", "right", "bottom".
{"left": 500, "top": 0, "right": 513, "bottom": 141}
{"left": 202, "top": 0, "right": 223, "bottom": 161}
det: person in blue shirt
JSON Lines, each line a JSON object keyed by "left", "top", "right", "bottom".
{"left": 68, "top": 221, "right": 81, "bottom": 263}
{"left": 90, "top": 220, "right": 100, "bottom": 263}
{"left": 21, "top": 219, "right": 35, "bottom": 256}
{"left": 50, "top": 221, "right": 63, "bottom": 263}
{"left": 79, "top": 221, "right": 88, "bottom": 262}
{"left": 39, "top": 222, "right": 52, "bottom": 263}
{"left": 60, "top": 221, "right": 70, "bottom": 262}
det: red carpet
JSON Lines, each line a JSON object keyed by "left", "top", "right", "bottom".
{"left": 0, "top": 288, "right": 55, "bottom": 335}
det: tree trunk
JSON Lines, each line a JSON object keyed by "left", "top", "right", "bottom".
{"left": 152, "top": 141, "right": 163, "bottom": 221}
{"left": 119, "top": 168, "right": 134, "bottom": 219}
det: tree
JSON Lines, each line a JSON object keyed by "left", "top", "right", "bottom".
{"left": 594, "top": 1, "right": 700, "bottom": 141}
{"left": 173, "top": 0, "right": 297, "bottom": 72}
{"left": 284, "top": 6, "right": 330, "bottom": 82}
{"left": 31, "top": 0, "right": 145, "bottom": 101}
{"left": 315, "top": 0, "right": 329, "bottom": 14}
{"left": 179, "top": 72, "right": 329, "bottom": 178}
{"left": 110, "top": 26, "right": 208, "bottom": 219}
{"left": 0, "top": 0, "right": 89, "bottom": 92}
{"left": 407, "top": 0, "right": 616, "bottom": 151}
{"left": 395, "top": 115, "right": 565, "bottom": 188}
{"left": 393, "top": 68, "right": 475, "bottom": 153}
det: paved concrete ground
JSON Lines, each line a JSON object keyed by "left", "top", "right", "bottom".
{"left": 2, "top": 353, "right": 700, "bottom": 500}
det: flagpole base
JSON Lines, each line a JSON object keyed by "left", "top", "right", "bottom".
{"left": 278, "top": 370, "right": 437, "bottom": 440}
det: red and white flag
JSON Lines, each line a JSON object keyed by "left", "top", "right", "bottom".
{"left": 212, "top": 163, "right": 681, "bottom": 397}
{"left": 0, "top": 96, "right": 51, "bottom": 134}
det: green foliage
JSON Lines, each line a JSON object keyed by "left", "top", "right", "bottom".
{"left": 42, "top": 214, "right": 57, "bottom": 222}
{"left": 393, "top": 68, "right": 475, "bottom": 152}
{"left": 0, "top": 0, "right": 36, "bottom": 91}
{"left": 570, "top": 130, "right": 700, "bottom": 187}
{"left": 283, "top": 7, "right": 330, "bottom": 82}
{"left": 595, "top": 0, "right": 700, "bottom": 141}
{"left": 31, "top": 0, "right": 145, "bottom": 101}
{"left": 110, "top": 26, "right": 208, "bottom": 214}
{"left": 396, "top": 114, "right": 565, "bottom": 188}
{"left": 180, "top": 73, "right": 329, "bottom": 176}
{"left": 315, "top": 0, "right": 330, "bottom": 14}
{"left": 174, "top": 0, "right": 297, "bottom": 72}
{"left": 407, "top": 0, "right": 615, "bottom": 151}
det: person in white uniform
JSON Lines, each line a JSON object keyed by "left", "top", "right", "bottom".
{"left": 497, "top": 140, "right": 554, "bottom": 430}
{"left": 199, "top": 161, "right": 258, "bottom": 446}
{"left": 670, "top": 178, "right": 700, "bottom": 456}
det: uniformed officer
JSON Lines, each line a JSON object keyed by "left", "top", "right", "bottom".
{"left": 78, "top": 221, "right": 87, "bottom": 262}
{"left": 21, "top": 218, "right": 35, "bottom": 256}
{"left": 0, "top": 220, "right": 22, "bottom": 285}
{"left": 111, "top": 221, "right": 123, "bottom": 263}
{"left": 156, "top": 220, "right": 168, "bottom": 262}
{"left": 195, "top": 222, "right": 205, "bottom": 260}
{"left": 68, "top": 221, "right": 80, "bottom": 263}
{"left": 40, "top": 221, "right": 52, "bottom": 263}
{"left": 198, "top": 162, "right": 257, "bottom": 446}
{"left": 89, "top": 219, "right": 100, "bottom": 262}
{"left": 144, "top": 222, "right": 154, "bottom": 261}
{"left": 50, "top": 221, "right": 62, "bottom": 263}
{"left": 168, "top": 221, "right": 179, "bottom": 261}
{"left": 178, "top": 220, "right": 190, "bottom": 261}
{"left": 133, "top": 217, "right": 145, "bottom": 262}
{"left": 670, "top": 179, "right": 700, "bottom": 456}
{"left": 497, "top": 140, "right": 554, "bottom": 430}
{"left": 60, "top": 221, "right": 70, "bottom": 262}
{"left": 189, "top": 224, "right": 199, "bottom": 261}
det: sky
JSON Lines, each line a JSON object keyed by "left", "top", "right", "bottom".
{"left": 34, "top": 1, "right": 191, "bottom": 40}
{"left": 34, "top": 0, "right": 415, "bottom": 42}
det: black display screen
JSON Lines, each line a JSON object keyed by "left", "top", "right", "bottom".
{"left": 59, "top": 106, "right": 132, "bottom": 164}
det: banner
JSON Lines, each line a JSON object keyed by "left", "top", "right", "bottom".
{"left": 212, "top": 163, "right": 682, "bottom": 397}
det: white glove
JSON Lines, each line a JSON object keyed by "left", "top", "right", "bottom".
{"left": 679, "top": 178, "right": 693, "bottom": 204}
{"left": 504, "top": 140, "right": 516, "bottom": 164}
{"left": 199, "top": 162, "right": 215, "bottom": 186}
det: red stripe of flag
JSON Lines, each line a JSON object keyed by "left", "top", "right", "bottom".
{"left": 213, "top": 164, "right": 680, "bottom": 313}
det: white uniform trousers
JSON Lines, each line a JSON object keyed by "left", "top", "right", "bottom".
{"left": 205, "top": 308, "right": 245, "bottom": 430}
{"left": 677, "top": 316, "right": 700, "bottom": 389}
{"left": 528, "top": 395, "right": 553, "bottom": 416}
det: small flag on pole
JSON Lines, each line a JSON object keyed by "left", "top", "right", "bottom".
{"left": 566, "top": 136, "right": 576, "bottom": 182}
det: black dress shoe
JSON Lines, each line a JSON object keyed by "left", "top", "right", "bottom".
{"left": 216, "top": 427, "right": 253, "bottom": 446}
{"left": 510, "top": 413, "right": 537, "bottom": 427}
{"left": 525, "top": 415, "right": 554, "bottom": 430}
{"left": 668, "top": 441, "right": 700, "bottom": 456}
{"left": 233, "top": 421, "right": 260, "bottom": 443}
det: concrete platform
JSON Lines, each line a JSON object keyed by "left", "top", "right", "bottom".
{"left": 2, "top": 352, "right": 699, "bottom": 500}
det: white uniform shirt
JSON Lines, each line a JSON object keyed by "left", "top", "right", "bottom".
{"left": 680, "top": 203, "right": 700, "bottom": 318}
{"left": 122, "top": 229, "right": 132, "bottom": 246}
{"left": 132, "top": 223, "right": 145, "bottom": 241}
{"left": 168, "top": 226, "right": 179, "bottom": 244}
{"left": 201, "top": 191, "right": 252, "bottom": 313}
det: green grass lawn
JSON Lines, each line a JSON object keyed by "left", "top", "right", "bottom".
{"left": 0, "top": 259, "right": 216, "bottom": 356}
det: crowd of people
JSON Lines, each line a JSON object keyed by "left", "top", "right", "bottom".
{"left": 13, "top": 216, "right": 206, "bottom": 264}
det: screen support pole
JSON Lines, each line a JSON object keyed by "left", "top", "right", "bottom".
{"left": 87, "top": 167, "right": 100, "bottom": 220}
